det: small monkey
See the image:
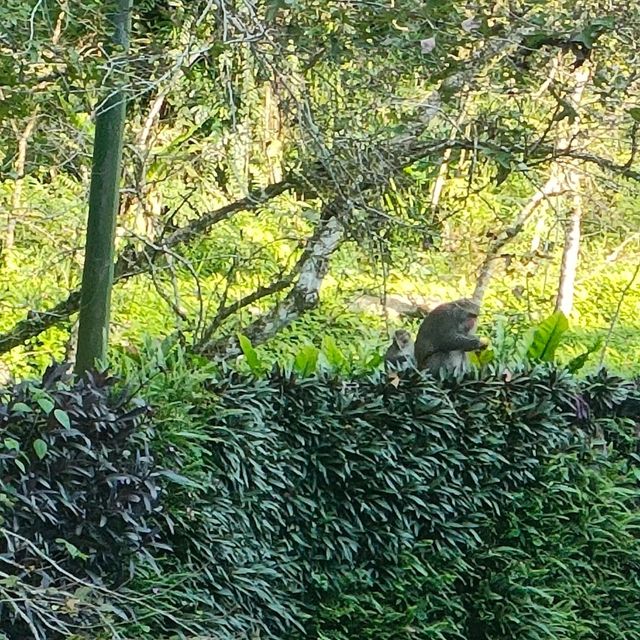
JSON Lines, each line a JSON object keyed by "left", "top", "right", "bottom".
{"left": 384, "top": 329, "right": 416, "bottom": 372}
{"left": 414, "top": 299, "right": 488, "bottom": 375}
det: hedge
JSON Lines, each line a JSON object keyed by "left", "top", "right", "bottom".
{"left": 2, "top": 363, "right": 639, "bottom": 639}
{"left": 134, "top": 364, "right": 640, "bottom": 639}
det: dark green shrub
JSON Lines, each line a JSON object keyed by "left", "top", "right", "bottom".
{"left": 0, "top": 363, "right": 165, "bottom": 638}
{"left": 464, "top": 445, "right": 640, "bottom": 640}
{"left": 130, "top": 361, "right": 616, "bottom": 639}
{"left": 8, "top": 353, "right": 637, "bottom": 640}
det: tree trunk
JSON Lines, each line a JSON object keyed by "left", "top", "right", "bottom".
{"left": 6, "top": 116, "right": 39, "bottom": 252}
{"left": 472, "top": 57, "right": 591, "bottom": 308}
{"left": 553, "top": 61, "right": 591, "bottom": 315}
{"left": 554, "top": 185, "right": 582, "bottom": 314}
{"left": 264, "top": 81, "right": 283, "bottom": 183}
{"left": 75, "top": 0, "right": 131, "bottom": 374}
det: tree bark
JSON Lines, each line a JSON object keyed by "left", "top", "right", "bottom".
{"left": 554, "top": 185, "right": 582, "bottom": 314}
{"left": 554, "top": 61, "right": 591, "bottom": 315}
{"left": 200, "top": 214, "right": 345, "bottom": 357}
{"left": 6, "top": 116, "right": 39, "bottom": 252}
{"left": 74, "top": 0, "right": 132, "bottom": 374}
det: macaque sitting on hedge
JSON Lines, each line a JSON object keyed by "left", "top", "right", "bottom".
{"left": 384, "top": 329, "right": 416, "bottom": 372}
{"left": 414, "top": 298, "right": 488, "bottom": 375}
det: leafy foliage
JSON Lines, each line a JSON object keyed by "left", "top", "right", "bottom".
{"left": 118, "top": 357, "right": 640, "bottom": 639}
{"left": 0, "top": 363, "right": 165, "bottom": 638}
{"left": 527, "top": 311, "right": 569, "bottom": 362}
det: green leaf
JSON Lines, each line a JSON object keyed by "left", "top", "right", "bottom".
{"left": 566, "top": 338, "right": 603, "bottom": 373}
{"left": 3, "top": 437, "right": 20, "bottom": 451}
{"left": 470, "top": 347, "right": 495, "bottom": 368}
{"left": 33, "top": 439, "right": 48, "bottom": 460}
{"left": 238, "top": 333, "right": 263, "bottom": 374}
{"left": 56, "top": 538, "right": 89, "bottom": 560}
{"left": 366, "top": 352, "right": 384, "bottom": 369}
{"left": 54, "top": 409, "right": 71, "bottom": 429}
{"left": 11, "top": 402, "right": 32, "bottom": 414}
{"left": 321, "top": 335, "right": 347, "bottom": 370}
{"left": 629, "top": 108, "right": 640, "bottom": 122}
{"left": 527, "top": 312, "right": 569, "bottom": 362}
{"left": 294, "top": 344, "right": 319, "bottom": 377}
{"left": 37, "top": 397, "right": 54, "bottom": 415}
{"left": 157, "top": 469, "right": 203, "bottom": 489}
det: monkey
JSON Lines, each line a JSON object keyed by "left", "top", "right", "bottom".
{"left": 384, "top": 329, "right": 416, "bottom": 372}
{"left": 414, "top": 298, "right": 488, "bottom": 376}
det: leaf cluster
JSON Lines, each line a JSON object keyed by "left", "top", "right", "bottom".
{"left": 0, "top": 363, "right": 165, "bottom": 638}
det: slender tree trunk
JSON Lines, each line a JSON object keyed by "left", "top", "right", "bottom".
{"left": 472, "top": 58, "right": 590, "bottom": 308}
{"left": 555, "top": 184, "right": 582, "bottom": 314}
{"left": 264, "top": 81, "right": 283, "bottom": 183}
{"left": 75, "top": 0, "right": 131, "bottom": 374}
{"left": 6, "top": 116, "right": 39, "bottom": 252}
{"left": 133, "top": 91, "right": 166, "bottom": 238}
{"left": 5, "top": 2, "right": 66, "bottom": 254}
{"left": 554, "top": 61, "right": 591, "bottom": 315}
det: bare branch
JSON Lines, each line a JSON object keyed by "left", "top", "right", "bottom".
{"left": 473, "top": 177, "right": 567, "bottom": 305}
{"left": 0, "top": 180, "right": 293, "bottom": 355}
{"left": 598, "top": 261, "right": 640, "bottom": 368}
{"left": 202, "top": 213, "right": 345, "bottom": 357}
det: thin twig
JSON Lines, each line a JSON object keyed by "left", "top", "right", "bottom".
{"left": 598, "top": 262, "right": 640, "bottom": 368}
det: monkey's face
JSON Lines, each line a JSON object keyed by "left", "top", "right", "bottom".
{"left": 451, "top": 299, "right": 480, "bottom": 334}
{"left": 463, "top": 314, "right": 478, "bottom": 333}
{"left": 394, "top": 330, "right": 412, "bottom": 348}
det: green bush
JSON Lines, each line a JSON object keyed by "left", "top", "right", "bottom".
{"left": 120, "top": 357, "right": 640, "bottom": 639}
{"left": 6, "top": 354, "right": 638, "bottom": 639}
{"left": 465, "top": 448, "right": 640, "bottom": 640}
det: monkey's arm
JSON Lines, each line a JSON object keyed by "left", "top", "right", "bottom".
{"left": 433, "top": 333, "right": 486, "bottom": 353}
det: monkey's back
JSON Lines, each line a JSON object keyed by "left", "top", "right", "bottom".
{"left": 414, "top": 307, "right": 447, "bottom": 368}
{"left": 414, "top": 300, "right": 478, "bottom": 373}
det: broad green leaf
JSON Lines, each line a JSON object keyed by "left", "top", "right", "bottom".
{"left": 33, "top": 439, "right": 47, "bottom": 460}
{"left": 294, "top": 344, "right": 319, "bottom": 377}
{"left": 366, "top": 352, "right": 384, "bottom": 369}
{"left": 321, "top": 336, "right": 347, "bottom": 370}
{"left": 3, "top": 438, "right": 20, "bottom": 451}
{"left": 37, "top": 398, "right": 54, "bottom": 415}
{"left": 470, "top": 347, "right": 495, "bottom": 368}
{"left": 238, "top": 334, "right": 263, "bottom": 374}
{"left": 56, "top": 538, "right": 88, "bottom": 560}
{"left": 54, "top": 409, "right": 71, "bottom": 429}
{"left": 527, "top": 312, "right": 569, "bottom": 362}
{"left": 566, "top": 338, "right": 603, "bottom": 373}
{"left": 11, "top": 402, "right": 32, "bottom": 414}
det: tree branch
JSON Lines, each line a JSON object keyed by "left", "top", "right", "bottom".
{"left": 201, "top": 213, "right": 345, "bottom": 357}
{"left": 0, "top": 179, "right": 293, "bottom": 355}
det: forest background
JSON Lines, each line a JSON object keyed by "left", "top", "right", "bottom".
{"left": 1, "top": 0, "right": 639, "bottom": 377}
